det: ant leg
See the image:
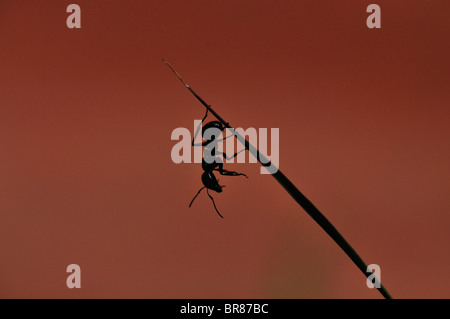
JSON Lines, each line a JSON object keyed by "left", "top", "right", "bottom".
{"left": 189, "top": 187, "right": 205, "bottom": 207}
{"left": 202, "top": 109, "right": 209, "bottom": 122}
{"left": 216, "top": 149, "right": 246, "bottom": 161}
{"left": 215, "top": 132, "right": 235, "bottom": 142}
{"left": 192, "top": 109, "right": 209, "bottom": 146}
{"left": 214, "top": 163, "right": 248, "bottom": 178}
{"left": 206, "top": 189, "right": 224, "bottom": 218}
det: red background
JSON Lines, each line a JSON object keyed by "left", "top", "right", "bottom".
{"left": 0, "top": 1, "right": 449, "bottom": 298}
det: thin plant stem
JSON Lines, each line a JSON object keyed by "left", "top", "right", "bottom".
{"left": 163, "top": 59, "right": 393, "bottom": 299}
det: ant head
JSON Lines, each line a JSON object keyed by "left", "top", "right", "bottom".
{"left": 210, "top": 179, "right": 226, "bottom": 193}
{"left": 215, "top": 179, "right": 226, "bottom": 193}
{"left": 211, "top": 183, "right": 224, "bottom": 193}
{"left": 202, "top": 121, "right": 224, "bottom": 141}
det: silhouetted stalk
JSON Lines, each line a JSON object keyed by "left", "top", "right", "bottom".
{"left": 163, "top": 59, "right": 393, "bottom": 299}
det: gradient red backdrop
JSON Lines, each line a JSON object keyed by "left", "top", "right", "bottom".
{"left": 0, "top": 1, "right": 449, "bottom": 298}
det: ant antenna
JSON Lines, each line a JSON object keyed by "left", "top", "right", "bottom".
{"left": 206, "top": 189, "right": 223, "bottom": 218}
{"left": 189, "top": 186, "right": 224, "bottom": 218}
{"left": 189, "top": 187, "right": 205, "bottom": 208}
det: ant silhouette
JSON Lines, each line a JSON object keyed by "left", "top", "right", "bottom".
{"left": 189, "top": 109, "right": 248, "bottom": 218}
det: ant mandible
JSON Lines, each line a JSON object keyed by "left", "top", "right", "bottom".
{"left": 189, "top": 108, "right": 248, "bottom": 218}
